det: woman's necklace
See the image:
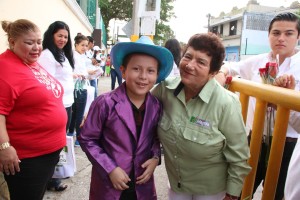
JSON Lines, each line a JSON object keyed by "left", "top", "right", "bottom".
{"left": 24, "top": 62, "right": 62, "bottom": 98}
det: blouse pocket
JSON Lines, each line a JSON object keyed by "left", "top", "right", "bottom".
{"left": 158, "top": 115, "right": 172, "bottom": 131}
{"left": 182, "top": 123, "right": 211, "bottom": 144}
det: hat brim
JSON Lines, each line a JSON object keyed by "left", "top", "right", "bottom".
{"left": 111, "top": 42, "right": 174, "bottom": 83}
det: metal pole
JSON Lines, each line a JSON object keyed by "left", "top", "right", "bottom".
{"left": 245, "top": 38, "right": 248, "bottom": 55}
{"left": 131, "top": 0, "right": 140, "bottom": 41}
{"left": 207, "top": 13, "right": 211, "bottom": 33}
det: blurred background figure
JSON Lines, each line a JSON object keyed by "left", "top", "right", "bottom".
{"left": 0, "top": 19, "right": 67, "bottom": 199}
{"left": 164, "top": 38, "right": 181, "bottom": 78}
{"left": 86, "top": 36, "right": 99, "bottom": 98}
{"left": 110, "top": 50, "right": 122, "bottom": 90}
{"left": 110, "top": 64, "right": 122, "bottom": 90}
{"left": 99, "top": 49, "right": 107, "bottom": 76}
{"left": 68, "top": 34, "right": 90, "bottom": 147}
{"left": 105, "top": 54, "right": 111, "bottom": 77}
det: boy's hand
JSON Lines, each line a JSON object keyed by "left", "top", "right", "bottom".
{"left": 136, "top": 158, "right": 159, "bottom": 185}
{"left": 109, "top": 167, "right": 130, "bottom": 190}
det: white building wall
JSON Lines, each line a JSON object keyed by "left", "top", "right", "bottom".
{"left": 0, "top": 0, "right": 93, "bottom": 52}
{"left": 237, "top": 19, "right": 243, "bottom": 35}
{"left": 223, "top": 38, "right": 240, "bottom": 47}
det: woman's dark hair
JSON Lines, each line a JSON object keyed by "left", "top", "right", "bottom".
{"left": 42, "top": 21, "right": 74, "bottom": 69}
{"left": 164, "top": 38, "right": 181, "bottom": 67}
{"left": 182, "top": 33, "right": 225, "bottom": 73}
{"left": 87, "top": 36, "right": 94, "bottom": 44}
{"left": 269, "top": 12, "right": 300, "bottom": 36}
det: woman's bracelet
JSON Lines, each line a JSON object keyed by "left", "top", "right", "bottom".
{"left": 0, "top": 142, "right": 11, "bottom": 150}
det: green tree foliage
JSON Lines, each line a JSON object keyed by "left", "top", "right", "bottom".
{"left": 99, "top": 0, "right": 176, "bottom": 44}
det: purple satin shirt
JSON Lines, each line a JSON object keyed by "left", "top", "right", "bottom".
{"left": 79, "top": 83, "right": 162, "bottom": 200}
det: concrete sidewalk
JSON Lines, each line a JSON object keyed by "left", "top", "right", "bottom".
{"left": 43, "top": 146, "right": 262, "bottom": 200}
{"left": 43, "top": 147, "right": 169, "bottom": 200}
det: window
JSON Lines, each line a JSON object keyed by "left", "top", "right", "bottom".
{"left": 229, "top": 20, "right": 237, "bottom": 36}
{"left": 220, "top": 24, "right": 223, "bottom": 36}
{"left": 212, "top": 26, "right": 218, "bottom": 35}
{"left": 246, "top": 14, "right": 274, "bottom": 31}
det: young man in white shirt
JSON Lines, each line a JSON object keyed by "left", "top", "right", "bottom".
{"left": 217, "top": 12, "right": 300, "bottom": 200}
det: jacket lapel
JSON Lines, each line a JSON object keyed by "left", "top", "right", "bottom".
{"left": 137, "top": 93, "right": 156, "bottom": 147}
{"left": 112, "top": 84, "right": 137, "bottom": 142}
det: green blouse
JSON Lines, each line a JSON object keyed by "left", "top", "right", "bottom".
{"left": 152, "top": 77, "right": 251, "bottom": 196}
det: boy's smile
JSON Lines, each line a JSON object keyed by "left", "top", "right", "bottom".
{"left": 121, "top": 54, "right": 158, "bottom": 106}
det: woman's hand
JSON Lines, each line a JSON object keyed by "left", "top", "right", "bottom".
{"left": 215, "top": 68, "right": 228, "bottom": 86}
{"left": 136, "top": 158, "right": 159, "bottom": 185}
{"left": 109, "top": 167, "right": 131, "bottom": 190}
{"left": 88, "top": 69, "right": 98, "bottom": 75}
{"left": 273, "top": 74, "right": 296, "bottom": 89}
{"left": 0, "top": 146, "right": 20, "bottom": 175}
{"left": 79, "top": 114, "right": 87, "bottom": 128}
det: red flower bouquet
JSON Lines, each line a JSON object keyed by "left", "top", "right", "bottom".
{"left": 224, "top": 76, "right": 233, "bottom": 89}
{"left": 259, "top": 62, "right": 278, "bottom": 84}
{"left": 259, "top": 61, "right": 278, "bottom": 156}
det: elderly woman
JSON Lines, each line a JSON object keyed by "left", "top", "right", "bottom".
{"left": 0, "top": 19, "right": 67, "bottom": 200}
{"left": 152, "top": 33, "right": 251, "bottom": 200}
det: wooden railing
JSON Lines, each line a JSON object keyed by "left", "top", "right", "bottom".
{"left": 227, "top": 78, "right": 300, "bottom": 200}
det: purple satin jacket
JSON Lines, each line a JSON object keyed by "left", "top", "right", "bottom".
{"left": 79, "top": 83, "right": 162, "bottom": 200}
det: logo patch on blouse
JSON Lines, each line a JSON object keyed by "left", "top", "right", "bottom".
{"left": 190, "top": 116, "right": 210, "bottom": 128}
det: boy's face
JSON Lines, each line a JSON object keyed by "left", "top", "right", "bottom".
{"left": 121, "top": 54, "right": 158, "bottom": 100}
{"left": 269, "top": 20, "right": 300, "bottom": 58}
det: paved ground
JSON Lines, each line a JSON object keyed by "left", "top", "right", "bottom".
{"left": 43, "top": 146, "right": 169, "bottom": 200}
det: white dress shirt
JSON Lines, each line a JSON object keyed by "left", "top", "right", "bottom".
{"left": 227, "top": 50, "right": 300, "bottom": 138}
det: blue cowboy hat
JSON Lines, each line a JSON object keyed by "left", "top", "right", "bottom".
{"left": 111, "top": 36, "right": 174, "bottom": 83}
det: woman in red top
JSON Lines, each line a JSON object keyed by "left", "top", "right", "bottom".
{"left": 0, "top": 19, "right": 67, "bottom": 200}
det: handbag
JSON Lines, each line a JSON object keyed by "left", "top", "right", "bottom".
{"left": 84, "top": 84, "right": 95, "bottom": 115}
{"left": 74, "top": 78, "right": 88, "bottom": 98}
{"left": 52, "top": 136, "right": 77, "bottom": 178}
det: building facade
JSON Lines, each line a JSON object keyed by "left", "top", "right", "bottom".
{"left": 209, "top": 0, "right": 300, "bottom": 61}
{"left": 0, "top": 0, "right": 106, "bottom": 52}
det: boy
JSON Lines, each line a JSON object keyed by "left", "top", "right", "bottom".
{"left": 79, "top": 36, "right": 173, "bottom": 200}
